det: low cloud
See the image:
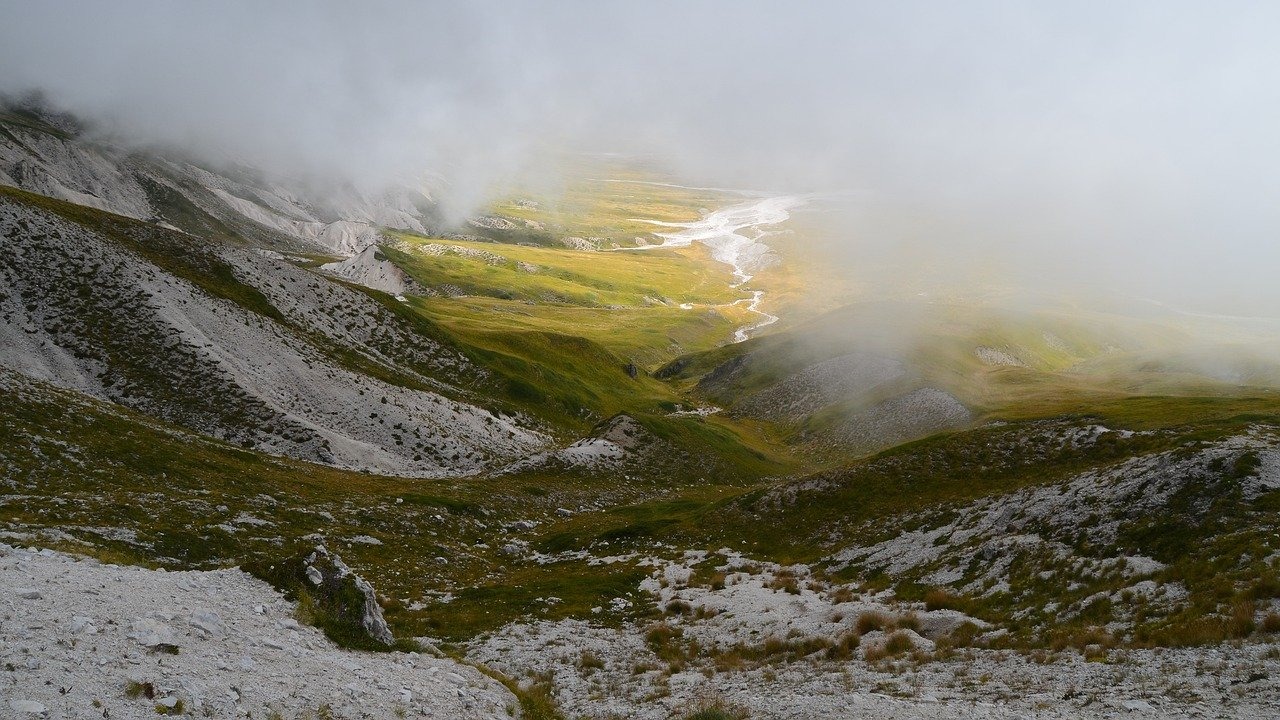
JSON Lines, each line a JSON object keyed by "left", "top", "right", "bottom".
{"left": 3, "top": 1, "right": 1280, "bottom": 314}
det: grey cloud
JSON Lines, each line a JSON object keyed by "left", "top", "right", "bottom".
{"left": 2, "top": 1, "right": 1279, "bottom": 313}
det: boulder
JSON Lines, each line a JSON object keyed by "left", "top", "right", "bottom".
{"left": 129, "top": 618, "right": 176, "bottom": 648}
{"left": 190, "top": 609, "right": 226, "bottom": 637}
{"left": 302, "top": 545, "right": 395, "bottom": 647}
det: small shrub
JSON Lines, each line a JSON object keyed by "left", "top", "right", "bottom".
{"left": 767, "top": 574, "right": 800, "bottom": 595}
{"left": 694, "top": 605, "right": 720, "bottom": 620}
{"left": 945, "top": 621, "right": 983, "bottom": 648}
{"left": 761, "top": 636, "right": 790, "bottom": 657}
{"left": 684, "top": 710, "right": 745, "bottom": 720}
{"left": 1049, "top": 626, "right": 1115, "bottom": 656}
{"left": 1230, "top": 599, "right": 1257, "bottom": 638}
{"left": 1248, "top": 577, "right": 1280, "bottom": 600}
{"left": 864, "top": 631, "right": 914, "bottom": 662}
{"left": 514, "top": 679, "right": 560, "bottom": 720}
{"left": 646, "top": 623, "right": 687, "bottom": 662}
{"left": 476, "top": 667, "right": 561, "bottom": 720}
{"left": 712, "top": 648, "right": 746, "bottom": 672}
{"left": 884, "top": 631, "right": 914, "bottom": 655}
{"left": 125, "top": 681, "right": 156, "bottom": 699}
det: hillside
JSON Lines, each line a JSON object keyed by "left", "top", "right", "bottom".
{"left": 7, "top": 362, "right": 1280, "bottom": 717}
{"left": 4, "top": 105, "right": 1280, "bottom": 719}
{"left": 0, "top": 186, "right": 549, "bottom": 476}
{"left": 658, "top": 298, "right": 1280, "bottom": 465}
{"left": 0, "top": 140, "right": 787, "bottom": 479}
{"left": 1, "top": 101, "right": 436, "bottom": 254}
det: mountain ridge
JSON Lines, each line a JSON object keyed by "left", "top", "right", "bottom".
{"left": 1, "top": 101, "right": 437, "bottom": 255}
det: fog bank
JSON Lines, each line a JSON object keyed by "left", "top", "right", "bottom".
{"left": 2, "top": 1, "right": 1280, "bottom": 313}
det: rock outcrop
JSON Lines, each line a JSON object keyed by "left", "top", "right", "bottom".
{"left": 320, "top": 245, "right": 425, "bottom": 296}
{"left": 302, "top": 545, "right": 395, "bottom": 647}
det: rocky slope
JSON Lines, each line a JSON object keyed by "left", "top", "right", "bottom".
{"left": 457, "top": 415, "right": 1280, "bottom": 718}
{"left": 0, "top": 102, "right": 436, "bottom": 255}
{"left": 824, "top": 427, "right": 1280, "bottom": 592}
{"left": 0, "top": 544, "right": 516, "bottom": 719}
{"left": 320, "top": 245, "right": 427, "bottom": 296}
{"left": 469, "top": 550, "right": 1280, "bottom": 719}
{"left": 0, "top": 188, "right": 549, "bottom": 476}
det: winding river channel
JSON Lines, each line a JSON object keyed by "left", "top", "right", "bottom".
{"left": 625, "top": 195, "right": 805, "bottom": 342}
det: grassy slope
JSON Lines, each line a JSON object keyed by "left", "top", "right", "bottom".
{"left": 6, "top": 367, "right": 1280, "bottom": 643}
{"left": 0, "top": 166, "right": 795, "bottom": 644}
{"left": 383, "top": 169, "right": 764, "bottom": 373}
{"left": 385, "top": 236, "right": 752, "bottom": 371}
{"left": 0, "top": 369, "right": 778, "bottom": 643}
{"left": 490, "top": 162, "right": 722, "bottom": 243}
{"left": 7, "top": 156, "right": 1280, "bottom": 658}
{"left": 0, "top": 183, "right": 786, "bottom": 464}
{"left": 369, "top": 169, "right": 794, "bottom": 451}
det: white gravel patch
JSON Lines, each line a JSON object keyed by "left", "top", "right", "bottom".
{"left": 0, "top": 545, "right": 516, "bottom": 719}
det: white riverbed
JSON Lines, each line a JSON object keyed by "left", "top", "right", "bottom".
{"left": 623, "top": 195, "right": 805, "bottom": 342}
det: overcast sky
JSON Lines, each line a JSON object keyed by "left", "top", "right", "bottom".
{"left": 3, "top": 1, "right": 1280, "bottom": 313}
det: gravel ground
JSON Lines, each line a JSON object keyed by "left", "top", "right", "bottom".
{"left": 0, "top": 545, "right": 516, "bottom": 719}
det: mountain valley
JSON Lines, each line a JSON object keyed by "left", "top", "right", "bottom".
{"left": 3, "top": 100, "right": 1280, "bottom": 719}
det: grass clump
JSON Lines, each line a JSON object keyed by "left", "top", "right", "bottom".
{"left": 474, "top": 665, "right": 564, "bottom": 720}
{"left": 646, "top": 623, "right": 688, "bottom": 664}
{"left": 856, "top": 611, "right": 892, "bottom": 635}
{"left": 577, "top": 650, "right": 606, "bottom": 671}
{"left": 665, "top": 599, "right": 695, "bottom": 616}
{"left": 924, "top": 587, "right": 970, "bottom": 612}
{"left": 767, "top": 570, "right": 801, "bottom": 595}
{"left": 154, "top": 699, "right": 185, "bottom": 715}
{"left": 1048, "top": 626, "right": 1115, "bottom": 659}
{"left": 679, "top": 698, "right": 749, "bottom": 720}
{"left": 1262, "top": 613, "right": 1280, "bottom": 633}
{"left": 864, "top": 631, "right": 915, "bottom": 663}
{"left": 828, "top": 586, "right": 856, "bottom": 604}
{"left": 824, "top": 631, "right": 861, "bottom": 660}
{"left": 704, "top": 635, "right": 834, "bottom": 671}
{"left": 125, "top": 680, "right": 155, "bottom": 699}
